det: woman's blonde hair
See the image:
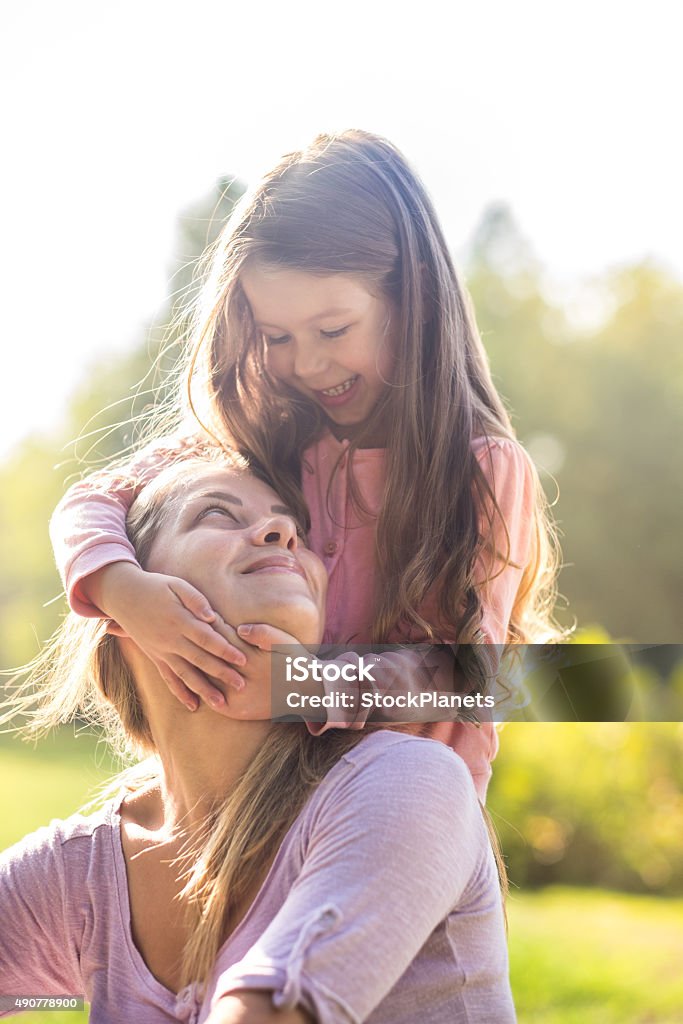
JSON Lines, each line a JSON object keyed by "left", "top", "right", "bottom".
{"left": 179, "top": 129, "right": 562, "bottom": 646}
{"left": 3, "top": 456, "right": 509, "bottom": 984}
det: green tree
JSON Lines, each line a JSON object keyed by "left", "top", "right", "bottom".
{"left": 466, "top": 205, "right": 683, "bottom": 641}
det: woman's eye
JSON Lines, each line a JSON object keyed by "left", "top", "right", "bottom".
{"left": 197, "top": 505, "right": 238, "bottom": 523}
{"left": 264, "top": 333, "right": 291, "bottom": 346}
{"left": 321, "top": 325, "right": 350, "bottom": 339}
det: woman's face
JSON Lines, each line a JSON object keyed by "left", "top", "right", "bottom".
{"left": 144, "top": 466, "right": 327, "bottom": 647}
{"left": 240, "top": 264, "right": 397, "bottom": 435}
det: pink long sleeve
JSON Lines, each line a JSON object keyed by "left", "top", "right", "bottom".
{"left": 421, "top": 439, "right": 536, "bottom": 789}
{"left": 472, "top": 438, "right": 536, "bottom": 645}
{"left": 50, "top": 434, "right": 204, "bottom": 616}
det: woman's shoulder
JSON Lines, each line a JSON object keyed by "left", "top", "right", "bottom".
{"left": 298, "top": 731, "right": 488, "bottom": 874}
{"left": 342, "top": 727, "right": 473, "bottom": 771}
{"left": 317, "top": 731, "right": 481, "bottom": 818}
{"left": 0, "top": 798, "right": 120, "bottom": 878}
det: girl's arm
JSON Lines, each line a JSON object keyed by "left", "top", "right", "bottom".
{"left": 49, "top": 435, "right": 247, "bottom": 711}
{"left": 203, "top": 736, "right": 509, "bottom": 1024}
{"left": 471, "top": 437, "right": 536, "bottom": 646}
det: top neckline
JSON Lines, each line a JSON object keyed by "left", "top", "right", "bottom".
{"left": 316, "top": 429, "right": 385, "bottom": 456}
{"left": 101, "top": 732, "right": 425, "bottom": 1008}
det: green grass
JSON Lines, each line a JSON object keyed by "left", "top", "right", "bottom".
{"left": 508, "top": 887, "right": 683, "bottom": 1023}
{"left": 0, "top": 730, "right": 118, "bottom": 850}
{"left": 2, "top": 732, "right": 683, "bottom": 1023}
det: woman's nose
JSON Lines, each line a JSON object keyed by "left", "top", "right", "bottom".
{"left": 252, "top": 515, "right": 298, "bottom": 551}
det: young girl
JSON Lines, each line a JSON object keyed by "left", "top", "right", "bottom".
{"left": 50, "top": 129, "right": 560, "bottom": 801}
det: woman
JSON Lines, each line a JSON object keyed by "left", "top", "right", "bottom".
{"left": 0, "top": 452, "right": 516, "bottom": 1023}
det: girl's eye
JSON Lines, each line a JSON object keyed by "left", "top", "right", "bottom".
{"left": 264, "top": 333, "right": 291, "bottom": 346}
{"left": 321, "top": 325, "right": 350, "bottom": 339}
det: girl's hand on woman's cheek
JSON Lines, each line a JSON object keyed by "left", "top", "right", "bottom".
{"left": 101, "top": 564, "right": 247, "bottom": 712}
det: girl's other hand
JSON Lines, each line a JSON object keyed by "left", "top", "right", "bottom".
{"left": 232, "top": 623, "right": 325, "bottom": 707}
{"left": 214, "top": 622, "right": 312, "bottom": 691}
{"left": 235, "top": 623, "right": 304, "bottom": 653}
{"left": 86, "top": 562, "right": 247, "bottom": 712}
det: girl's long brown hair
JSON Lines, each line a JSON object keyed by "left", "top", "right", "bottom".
{"left": 182, "top": 129, "right": 562, "bottom": 645}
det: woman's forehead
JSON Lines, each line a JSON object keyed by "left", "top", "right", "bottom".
{"left": 175, "top": 465, "right": 280, "bottom": 507}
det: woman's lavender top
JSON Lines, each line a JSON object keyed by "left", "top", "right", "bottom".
{"left": 0, "top": 732, "right": 515, "bottom": 1023}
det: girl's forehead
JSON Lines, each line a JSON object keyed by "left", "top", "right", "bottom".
{"left": 240, "top": 265, "right": 379, "bottom": 325}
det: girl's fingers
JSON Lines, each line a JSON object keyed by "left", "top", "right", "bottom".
{"left": 180, "top": 641, "right": 246, "bottom": 692}
{"left": 168, "top": 658, "right": 229, "bottom": 711}
{"left": 187, "top": 620, "right": 248, "bottom": 667}
{"left": 237, "top": 623, "right": 295, "bottom": 652}
{"left": 158, "top": 667, "right": 199, "bottom": 712}
{"left": 170, "top": 580, "right": 216, "bottom": 623}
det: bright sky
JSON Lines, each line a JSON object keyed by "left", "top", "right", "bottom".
{"left": 2, "top": 0, "right": 681, "bottom": 459}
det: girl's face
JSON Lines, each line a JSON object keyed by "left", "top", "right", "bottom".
{"left": 240, "top": 265, "right": 397, "bottom": 438}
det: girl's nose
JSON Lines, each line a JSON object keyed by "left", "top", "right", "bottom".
{"left": 293, "top": 341, "right": 331, "bottom": 383}
{"left": 252, "top": 514, "right": 298, "bottom": 551}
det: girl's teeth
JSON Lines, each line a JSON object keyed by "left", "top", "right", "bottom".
{"left": 321, "top": 376, "right": 358, "bottom": 397}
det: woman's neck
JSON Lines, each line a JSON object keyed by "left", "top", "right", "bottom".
{"left": 153, "top": 712, "right": 271, "bottom": 833}
{"left": 117, "top": 652, "right": 274, "bottom": 995}
{"left": 122, "top": 643, "right": 273, "bottom": 834}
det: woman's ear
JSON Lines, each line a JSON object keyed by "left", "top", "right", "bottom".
{"left": 105, "top": 619, "right": 129, "bottom": 639}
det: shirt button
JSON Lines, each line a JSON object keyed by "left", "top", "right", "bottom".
{"left": 324, "top": 541, "right": 338, "bottom": 556}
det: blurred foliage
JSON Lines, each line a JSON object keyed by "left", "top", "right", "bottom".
{"left": 489, "top": 722, "right": 683, "bottom": 894}
{"left": 467, "top": 204, "right": 683, "bottom": 640}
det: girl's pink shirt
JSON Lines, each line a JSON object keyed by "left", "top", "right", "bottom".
{"left": 49, "top": 431, "right": 535, "bottom": 801}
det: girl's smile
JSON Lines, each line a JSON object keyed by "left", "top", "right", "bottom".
{"left": 240, "top": 265, "right": 396, "bottom": 437}
{"left": 314, "top": 374, "right": 361, "bottom": 407}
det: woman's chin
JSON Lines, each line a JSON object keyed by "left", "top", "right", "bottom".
{"left": 257, "top": 603, "right": 324, "bottom": 650}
